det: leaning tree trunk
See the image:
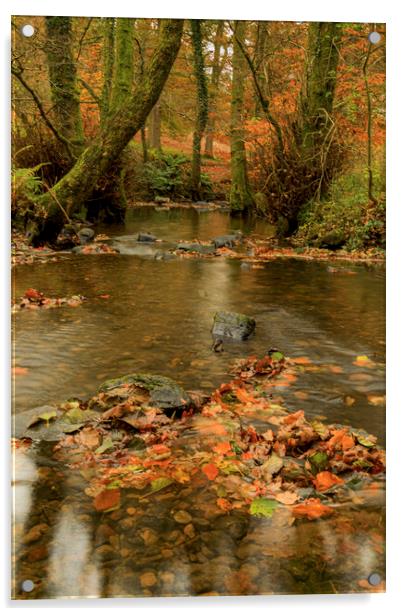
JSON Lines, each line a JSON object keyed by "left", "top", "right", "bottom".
{"left": 204, "top": 21, "right": 224, "bottom": 158}
{"left": 45, "top": 17, "right": 84, "bottom": 160}
{"left": 94, "top": 17, "right": 135, "bottom": 222}
{"left": 29, "top": 19, "right": 184, "bottom": 245}
{"left": 190, "top": 20, "right": 208, "bottom": 200}
{"left": 229, "top": 21, "right": 254, "bottom": 212}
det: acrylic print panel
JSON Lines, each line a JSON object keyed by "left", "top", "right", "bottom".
{"left": 11, "top": 16, "right": 385, "bottom": 599}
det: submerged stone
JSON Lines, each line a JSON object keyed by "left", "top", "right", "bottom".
{"left": 212, "top": 311, "right": 256, "bottom": 341}
{"left": 98, "top": 373, "right": 191, "bottom": 414}
{"left": 176, "top": 242, "right": 215, "bottom": 255}
{"left": 212, "top": 233, "right": 242, "bottom": 248}
{"left": 137, "top": 232, "right": 157, "bottom": 243}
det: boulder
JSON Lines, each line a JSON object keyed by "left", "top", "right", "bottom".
{"left": 212, "top": 233, "right": 242, "bottom": 249}
{"left": 137, "top": 232, "right": 157, "bottom": 243}
{"left": 212, "top": 311, "right": 256, "bottom": 341}
{"left": 78, "top": 227, "right": 95, "bottom": 244}
{"left": 315, "top": 232, "right": 346, "bottom": 250}
{"left": 98, "top": 373, "right": 191, "bottom": 415}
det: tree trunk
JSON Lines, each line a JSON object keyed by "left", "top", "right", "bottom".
{"left": 110, "top": 18, "right": 135, "bottom": 110}
{"left": 29, "top": 19, "right": 184, "bottom": 245}
{"left": 253, "top": 22, "right": 269, "bottom": 117}
{"left": 100, "top": 18, "right": 115, "bottom": 127}
{"left": 190, "top": 20, "right": 208, "bottom": 200}
{"left": 204, "top": 21, "right": 224, "bottom": 158}
{"left": 149, "top": 101, "right": 162, "bottom": 150}
{"left": 229, "top": 21, "right": 254, "bottom": 212}
{"left": 45, "top": 17, "right": 84, "bottom": 159}
{"left": 297, "top": 22, "right": 341, "bottom": 153}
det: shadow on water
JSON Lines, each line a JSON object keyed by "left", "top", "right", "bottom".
{"left": 12, "top": 207, "right": 385, "bottom": 598}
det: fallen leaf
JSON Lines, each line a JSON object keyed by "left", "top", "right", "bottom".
{"left": 12, "top": 366, "right": 29, "bottom": 376}
{"left": 250, "top": 498, "right": 278, "bottom": 518}
{"left": 294, "top": 391, "right": 309, "bottom": 400}
{"left": 292, "top": 357, "right": 312, "bottom": 365}
{"left": 344, "top": 395, "right": 356, "bottom": 406}
{"left": 202, "top": 463, "right": 219, "bottom": 481}
{"left": 353, "top": 355, "right": 376, "bottom": 368}
{"left": 314, "top": 471, "right": 344, "bottom": 492}
{"left": 94, "top": 488, "right": 120, "bottom": 512}
{"left": 235, "top": 388, "right": 258, "bottom": 404}
{"left": 217, "top": 497, "right": 232, "bottom": 511}
{"left": 78, "top": 428, "right": 100, "bottom": 449}
{"left": 293, "top": 498, "right": 333, "bottom": 519}
{"left": 213, "top": 441, "right": 232, "bottom": 455}
{"left": 274, "top": 491, "right": 299, "bottom": 505}
{"left": 367, "top": 395, "right": 385, "bottom": 406}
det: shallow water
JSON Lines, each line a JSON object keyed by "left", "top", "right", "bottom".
{"left": 12, "top": 207, "right": 386, "bottom": 598}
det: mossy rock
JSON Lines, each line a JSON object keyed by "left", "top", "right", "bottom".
{"left": 98, "top": 373, "right": 191, "bottom": 414}
{"left": 212, "top": 311, "right": 256, "bottom": 341}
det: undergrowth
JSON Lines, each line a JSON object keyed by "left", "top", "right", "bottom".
{"left": 297, "top": 157, "right": 385, "bottom": 250}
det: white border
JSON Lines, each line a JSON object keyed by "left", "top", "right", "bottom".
{"left": 1, "top": 1, "right": 401, "bottom": 614}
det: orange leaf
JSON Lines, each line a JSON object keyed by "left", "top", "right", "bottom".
{"left": 94, "top": 488, "right": 120, "bottom": 511}
{"left": 292, "top": 356, "right": 312, "bottom": 365}
{"left": 202, "top": 463, "right": 219, "bottom": 481}
{"left": 213, "top": 441, "right": 232, "bottom": 455}
{"left": 283, "top": 410, "right": 305, "bottom": 425}
{"left": 149, "top": 444, "right": 171, "bottom": 455}
{"left": 235, "top": 388, "right": 257, "bottom": 404}
{"left": 293, "top": 498, "right": 333, "bottom": 519}
{"left": 217, "top": 497, "right": 232, "bottom": 511}
{"left": 12, "top": 366, "right": 29, "bottom": 376}
{"left": 314, "top": 471, "right": 344, "bottom": 492}
{"left": 341, "top": 434, "right": 355, "bottom": 451}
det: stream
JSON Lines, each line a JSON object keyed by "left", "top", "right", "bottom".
{"left": 12, "top": 206, "right": 386, "bottom": 598}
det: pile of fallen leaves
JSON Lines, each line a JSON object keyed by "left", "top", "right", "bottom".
{"left": 243, "top": 240, "right": 385, "bottom": 264}
{"left": 12, "top": 288, "right": 85, "bottom": 312}
{"left": 78, "top": 243, "right": 119, "bottom": 255}
{"left": 11, "top": 231, "right": 62, "bottom": 267}
{"left": 17, "top": 354, "right": 385, "bottom": 520}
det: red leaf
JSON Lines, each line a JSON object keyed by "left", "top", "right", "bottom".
{"left": 94, "top": 489, "right": 120, "bottom": 511}
{"left": 202, "top": 463, "right": 219, "bottom": 481}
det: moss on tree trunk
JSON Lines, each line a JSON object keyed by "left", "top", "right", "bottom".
{"left": 204, "top": 21, "right": 224, "bottom": 158}
{"left": 30, "top": 19, "right": 184, "bottom": 244}
{"left": 229, "top": 21, "right": 254, "bottom": 212}
{"left": 45, "top": 17, "right": 84, "bottom": 159}
{"left": 297, "top": 22, "right": 341, "bottom": 153}
{"left": 100, "top": 18, "right": 115, "bottom": 127}
{"left": 190, "top": 20, "right": 208, "bottom": 200}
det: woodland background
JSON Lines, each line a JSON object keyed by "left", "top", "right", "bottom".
{"left": 11, "top": 17, "right": 385, "bottom": 250}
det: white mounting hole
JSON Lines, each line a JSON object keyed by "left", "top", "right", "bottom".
{"left": 368, "top": 31, "right": 381, "bottom": 44}
{"left": 21, "top": 24, "right": 35, "bottom": 38}
{"left": 21, "top": 579, "right": 34, "bottom": 592}
{"left": 368, "top": 572, "right": 382, "bottom": 586}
